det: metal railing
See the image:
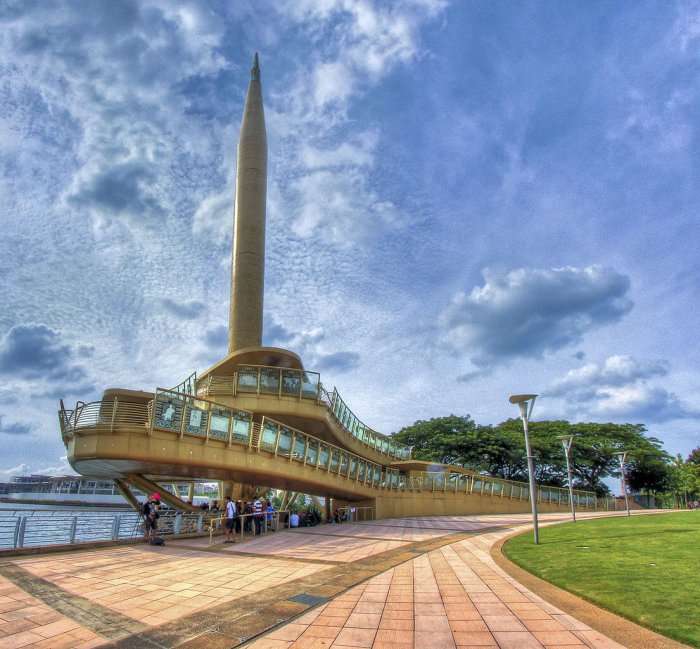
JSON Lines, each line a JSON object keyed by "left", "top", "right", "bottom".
{"left": 150, "top": 388, "right": 254, "bottom": 443}
{"left": 208, "top": 510, "right": 290, "bottom": 544}
{"left": 170, "top": 371, "right": 197, "bottom": 396}
{"left": 0, "top": 509, "right": 214, "bottom": 551}
{"left": 58, "top": 393, "right": 598, "bottom": 508}
{"left": 336, "top": 506, "right": 375, "bottom": 522}
{"left": 257, "top": 416, "right": 402, "bottom": 489}
{"left": 201, "top": 366, "right": 322, "bottom": 402}
{"left": 326, "top": 388, "right": 412, "bottom": 460}
{"left": 196, "top": 364, "right": 413, "bottom": 461}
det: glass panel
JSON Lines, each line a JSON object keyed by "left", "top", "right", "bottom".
{"left": 237, "top": 367, "right": 259, "bottom": 392}
{"left": 293, "top": 435, "right": 306, "bottom": 461}
{"left": 186, "top": 407, "right": 208, "bottom": 436}
{"left": 301, "top": 372, "right": 319, "bottom": 399}
{"left": 281, "top": 370, "right": 301, "bottom": 396}
{"left": 330, "top": 450, "right": 340, "bottom": 473}
{"left": 305, "top": 440, "right": 318, "bottom": 465}
{"left": 156, "top": 394, "right": 184, "bottom": 430}
{"left": 339, "top": 453, "right": 349, "bottom": 476}
{"left": 473, "top": 479, "right": 482, "bottom": 492}
{"left": 260, "top": 368, "right": 280, "bottom": 394}
{"left": 232, "top": 415, "right": 250, "bottom": 444}
{"left": 261, "top": 421, "right": 278, "bottom": 451}
{"left": 358, "top": 461, "right": 366, "bottom": 481}
{"left": 277, "top": 428, "right": 292, "bottom": 456}
{"left": 349, "top": 458, "right": 357, "bottom": 479}
{"left": 373, "top": 465, "right": 381, "bottom": 484}
{"left": 492, "top": 482, "right": 502, "bottom": 496}
{"left": 209, "top": 411, "right": 230, "bottom": 441}
{"left": 319, "top": 445, "right": 330, "bottom": 469}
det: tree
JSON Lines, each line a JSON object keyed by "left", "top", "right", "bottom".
{"left": 393, "top": 416, "right": 671, "bottom": 496}
{"left": 667, "top": 455, "right": 700, "bottom": 507}
{"left": 687, "top": 447, "right": 700, "bottom": 465}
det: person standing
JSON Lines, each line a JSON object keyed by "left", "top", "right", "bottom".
{"left": 224, "top": 496, "right": 237, "bottom": 543}
{"left": 253, "top": 497, "right": 263, "bottom": 535}
{"left": 142, "top": 493, "right": 161, "bottom": 543}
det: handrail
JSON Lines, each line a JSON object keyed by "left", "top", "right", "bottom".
{"left": 327, "top": 387, "right": 412, "bottom": 460}
{"left": 57, "top": 397, "right": 598, "bottom": 507}
{"left": 169, "top": 371, "right": 197, "bottom": 396}
{"left": 207, "top": 510, "right": 289, "bottom": 544}
{"left": 198, "top": 365, "right": 413, "bottom": 461}
{"left": 256, "top": 416, "right": 396, "bottom": 489}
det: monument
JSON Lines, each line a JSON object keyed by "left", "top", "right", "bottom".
{"left": 58, "top": 55, "right": 595, "bottom": 519}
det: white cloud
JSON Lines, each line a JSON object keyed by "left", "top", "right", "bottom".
{"left": 0, "top": 464, "right": 31, "bottom": 479}
{"left": 440, "top": 266, "right": 634, "bottom": 367}
{"left": 291, "top": 168, "right": 402, "bottom": 243}
{"left": 547, "top": 355, "right": 700, "bottom": 423}
{"left": 548, "top": 355, "right": 669, "bottom": 398}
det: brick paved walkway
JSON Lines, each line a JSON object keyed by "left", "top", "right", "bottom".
{"left": 0, "top": 511, "right": 662, "bottom": 648}
{"left": 247, "top": 525, "right": 624, "bottom": 649}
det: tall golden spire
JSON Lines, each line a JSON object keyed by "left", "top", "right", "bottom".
{"left": 229, "top": 53, "right": 267, "bottom": 353}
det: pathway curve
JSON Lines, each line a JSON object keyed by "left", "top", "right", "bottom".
{"left": 0, "top": 510, "right": 672, "bottom": 649}
{"left": 247, "top": 522, "right": 625, "bottom": 649}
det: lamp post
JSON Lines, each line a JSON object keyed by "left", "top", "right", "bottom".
{"left": 509, "top": 394, "right": 539, "bottom": 544}
{"left": 615, "top": 451, "right": 631, "bottom": 517}
{"left": 558, "top": 435, "right": 576, "bottom": 522}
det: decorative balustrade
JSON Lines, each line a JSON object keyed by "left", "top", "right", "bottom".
{"left": 196, "top": 365, "right": 413, "bottom": 461}
{"left": 57, "top": 395, "right": 598, "bottom": 508}
{"left": 327, "top": 388, "right": 412, "bottom": 460}
{"left": 0, "top": 510, "right": 213, "bottom": 551}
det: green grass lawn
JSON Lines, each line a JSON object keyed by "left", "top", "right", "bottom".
{"left": 503, "top": 512, "right": 700, "bottom": 647}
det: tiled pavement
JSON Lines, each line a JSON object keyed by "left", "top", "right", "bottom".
{"left": 0, "top": 511, "right": 658, "bottom": 648}
{"left": 246, "top": 525, "right": 626, "bottom": 649}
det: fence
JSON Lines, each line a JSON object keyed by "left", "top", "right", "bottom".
{"left": 195, "top": 365, "right": 413, "bottom": 462}
{"left": 208, "top": 510, "right": 290, "bottom": 544}
{"left": 0, "top": 509, "right": 215, "bottom": 551}
{"left": 336, "top": 506, "right": 375, "bottom": 522}
{"left": 59, "top": 394, "right": 599, "bottom": 507}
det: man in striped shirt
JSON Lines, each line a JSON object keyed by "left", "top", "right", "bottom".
{"left": 253, "top": 497, "right": 263, "bottom": 535}
{"left": 224, "top": 496, "right": 237, "bottom": 543}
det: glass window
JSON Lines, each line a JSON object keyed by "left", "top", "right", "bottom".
{"left": 306, "top": 440, "right": 318, "bottom": 465}
{"left": 209, "top": 412, "right": 230, "bottom": 440}
{"left": 339, "top": 453, "right": 349, "bottom": 476}
{"left": 260, "top": 368, "right": 280, "bottom": 394}
{"left": 237, "top": 367, "right": 259, "bottom": 392}
{"left": 277, "top": 428, "right": 292, "bottom": 456}
{"left": 358, "top": 462, "right": 366, "bottom": 481}
{"left": 232, "top": 415, "right": 250, "bottom": 444}
{"left": 281, "top": 370, "right": 301, "bottom": 396}
{"left": 261, "top": 421, "right": 278, "bottom": 450}
{"left": 301, "top": 372, "right": 319, "bottom": 399}
{"left": 349, "top": 457, "right": 357, "bottom": 479}
{"left": 319, "top": 445, "right": 330, "bottom": 469}
{"left": 156, "top": 394, "right": 183, "bottom": 430}
{"left": 293, "top": 434, "right": 306, "bottom": 461}
{"left": 186, "top": 407, "right": 207, "bottom": 435}
{"left": 330, "top": 450, "right": 340, "bottom": 473}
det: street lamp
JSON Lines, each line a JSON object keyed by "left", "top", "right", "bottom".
{"left": 557, "top": 435, "right": 576, "bottom": 522}
{"left": 509, "top": 394, "right": 539, "bottom": 544}
{"left": 615, "top": 451, "right": 631, "bottom": 517}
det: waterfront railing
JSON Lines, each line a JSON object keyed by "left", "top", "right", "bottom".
{"left": 0, "top": 509, "right": 215, "bottom": 551}
{"left": 58, "top": 391, "right": 600, "bottom": 509}
{"left": 197, "top": 364, "right": 413, "bottom": 461}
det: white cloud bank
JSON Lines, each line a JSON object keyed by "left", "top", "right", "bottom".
{"left": 440, "top": 266, "right": 634, "bottom": 367}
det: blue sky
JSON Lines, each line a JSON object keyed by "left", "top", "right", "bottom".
{"left": 1, "top": 0, "right": 699, "bottom": 478}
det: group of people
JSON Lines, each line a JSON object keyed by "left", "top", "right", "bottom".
{"left": 223, "top": 495, "right": 276, "bottom": 542}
